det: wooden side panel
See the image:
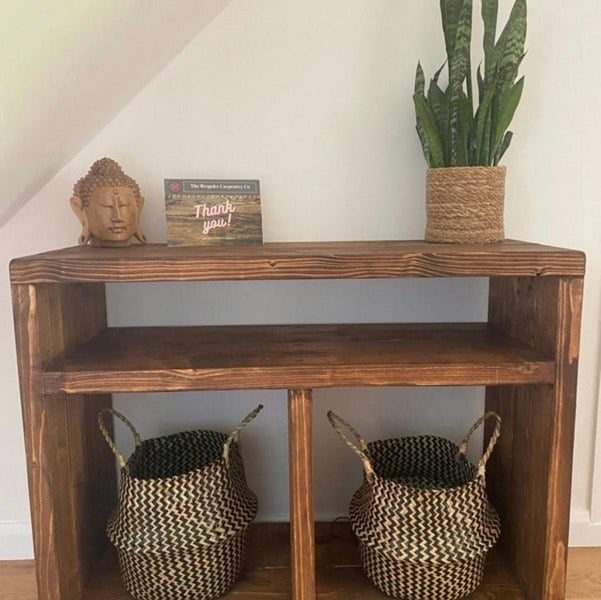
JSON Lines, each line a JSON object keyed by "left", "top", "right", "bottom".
{"left": 485, "top": 386, "right": 515, "bottom": 531}
{"left": 486, "top": 384, "right": 554, "bottom": 600}
{"left": 288, "top": 389, "right": 315, "bottom": 600}
{"left": 544, "top": 278, "right": 583, "bottom": 598}
{"left": 67, "top": 393, "right": 119, "bottom": 588}
{"left": 487, "top": 276, "right": 583, "bottom": 600}
{"left": 11, "top": 283, "right": 115, "bottom": 600}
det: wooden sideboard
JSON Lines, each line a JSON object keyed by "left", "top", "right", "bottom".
{"left": 10, "top": 240, "right": 585, "bottom": 600}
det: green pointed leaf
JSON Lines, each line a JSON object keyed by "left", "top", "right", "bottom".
{"left": 416, "top": 124, "right": 432, "bottom": 166}
{"left": 428, "top": 80, "right": 449, "bottom": 126}
{"left": 415, "top": 62, "right": 425, "bottom": 95}
{"left": 477, "top": 64, "right": 485, "bottom": 104}
{"left": 428, "top": 79, "right": 450, "bottom": 162}
{"left": 495, "top": 131, "right": 513, "bottom": 165}
{"left": 440, "top": 0, "right": 464, "bottom": 61}
{"left": 481, "top": 113, "right": 493, "bottom": 166}
{"left": 449, "top": 0, "right": 473, "bottom": 90}
{"left": 482, "top": 0, "right": 498, "bottom": 83}
{"left": 491, "top": 76, "right": 524, "bottom": 158}
{"left": 433, "top": 61, "right": 447, "bottom": 84}
{"left": 448, "top": 0, "right": 473, "bottom": 165}
{"left": 414, "top": 93, "right": 446, "bottom": 167}
{"left": 415, "top": 64, "right": 430, "bottom": 164}
{"left": 495, "top": 0, "right": 527, "bottom": 90}
{"left": 415, "top": 117, "right": 430, "bottom": 166}
{"left": 456, "top": 92, "right": 472, "bottom": 166}
{"left": 474, "top": 89, "right": 494, "bottom": 165}
{"left": 465, "top": 43, "right": 474, "bottom": 114}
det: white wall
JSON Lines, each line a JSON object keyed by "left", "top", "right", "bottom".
{"left": 0, "top": 0, "right": 232, "bottom": 226}
{"left": 1, "top": 0, "right": 600, "bottom": 558}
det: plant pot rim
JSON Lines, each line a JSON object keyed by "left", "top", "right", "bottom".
{"left": 427, "top": 165, "right": 507, "bottom": 174}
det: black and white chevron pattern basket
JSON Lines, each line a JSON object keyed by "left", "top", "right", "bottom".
{"left": 328, "top": 411, "right": 501, "bottom": 600}
{"left": 99, "top": 405, "right": 262, "bottom": 600}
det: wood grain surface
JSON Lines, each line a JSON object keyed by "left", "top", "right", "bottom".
{"left": 0, "top": 560, "right": 37, "bottom": 600}
{"left": 11, "top": 283, "right": 116, "bottom": 600}
{"left": 166, "top": 193, "right": 262, "bottom": 246}
{"left": 9, "top": 240, "right": 585, "bottom": 284}
{"left": 564, "top": 547, "right": 601, "bottom": 599}
{"left": 42, "top": 323, "right": 555, "bottom": 393}
{"left": 288, "top": 391, "right": 315, "bottom": 600}
{"left": 486, "top": 276, "right": 584, "bottom": 600}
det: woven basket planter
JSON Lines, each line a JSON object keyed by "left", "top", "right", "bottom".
{"left": 99, "top": 405, "right": 263, "bottom": 600}
{"left": 329, "top": 411, "right": 501, "bottom": 600}
{"left": 425, "top": 166, "right": 506, "bottom": 243}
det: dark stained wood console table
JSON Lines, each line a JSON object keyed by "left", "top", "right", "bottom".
{"left": 10, "top": 240, "right": 585, "bottom": 600}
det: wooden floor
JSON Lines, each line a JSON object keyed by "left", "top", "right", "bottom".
{"left": 1, "top": 525, "right": 600, "bottom": 600}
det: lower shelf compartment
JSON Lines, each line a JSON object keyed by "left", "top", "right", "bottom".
{"left": 84, "top": 522, "right": 525, "bottom": 599}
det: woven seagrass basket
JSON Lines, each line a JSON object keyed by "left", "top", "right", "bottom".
{"left": 329, "top": 411, "right": 501, "bottom": 600}
{"left": 98, "top": 405, "right": 263, "bottom": 600}
{"left": 425, "top": 166, "right": 506, "bottom": 243}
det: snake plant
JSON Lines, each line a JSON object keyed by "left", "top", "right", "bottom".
{"left": 414, "top": 0, "right": 527, "bottom": 168}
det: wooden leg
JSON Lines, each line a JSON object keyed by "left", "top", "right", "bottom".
{"left": 487, "top": 276, "right": 583, "bottom": 600}
{"left": 11, "top": 283, "right": 116, "bottom": 600}
{"left": 288, "top": 389, "right": 315, "bottom": 600}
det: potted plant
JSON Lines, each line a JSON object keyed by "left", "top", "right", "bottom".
{"left": 414, "top": 0, "right": 527, "bottom": 243}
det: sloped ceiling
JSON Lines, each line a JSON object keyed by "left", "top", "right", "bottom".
{"left": 0, "top": 0, "right": 232, "bottom": 227}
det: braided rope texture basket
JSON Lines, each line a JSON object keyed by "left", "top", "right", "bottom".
{"left": 425, "top": 166, "right": 506, "bottom": 244}
{"left": 329, "top": 411, "right": 501, "bottom": 600}
{"left": 99, "top": 406, "right": 262, "bottom": 600}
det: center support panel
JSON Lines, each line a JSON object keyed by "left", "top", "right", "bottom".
{"left": 288, "top": 389, "right": 316, "bottom": 600}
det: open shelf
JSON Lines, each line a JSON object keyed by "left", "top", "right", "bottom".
{"left": 84, "top": 523, "right": 525, "bottom": 599}
{"left": 43, "top": 323, "right": 555, "bottom": 393}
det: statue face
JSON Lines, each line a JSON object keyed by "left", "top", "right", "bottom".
{"left": 86, "top": 186, "right": 139, "bottom": 244}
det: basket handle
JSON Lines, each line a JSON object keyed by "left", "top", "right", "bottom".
{"left": 458, "top": 411, "right": 501, "bottom": 477}
{"left": 327, "top": 411, "right": 374, "bottom": 480}
{"left": 223, "top": 404, "right": 264, "bottom": 463}
{"left": 98, "top": 409, "right": 142, "bottom": 473}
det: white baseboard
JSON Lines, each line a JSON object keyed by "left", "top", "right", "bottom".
{"left": 0, "top": 521, "right": 33, "bottom": 560}
{"left": 570, "top": 509, "right": 601, "bottom": 547}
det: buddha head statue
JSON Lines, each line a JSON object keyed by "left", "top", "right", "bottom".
{"left": 71, "top": 158, "right": 147, "bottom": 247}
